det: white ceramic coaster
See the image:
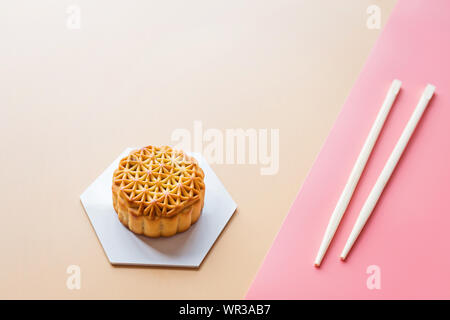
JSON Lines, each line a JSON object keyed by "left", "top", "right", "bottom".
{"left": 80, "top": 148, "right": 237, "bottom": 268}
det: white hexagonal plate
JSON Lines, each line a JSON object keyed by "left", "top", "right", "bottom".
{"left": 80, "top": 148, "right": 237, "bottom": 268}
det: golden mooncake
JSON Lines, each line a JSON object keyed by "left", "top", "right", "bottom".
{"left": 112, "top": 146, "right": 205, "bottom": 237}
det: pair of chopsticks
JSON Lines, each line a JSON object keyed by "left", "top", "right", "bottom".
{"left": 314, "top": 80, "right": 435, "bottom": 267}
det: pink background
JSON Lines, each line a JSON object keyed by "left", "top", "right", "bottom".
{"left": 247, "top": 0, "right": 450, "bottom": 299}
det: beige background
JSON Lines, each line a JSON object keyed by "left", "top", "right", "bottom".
{"left": 0, "top": 0, "right": 396, "bottom": 299}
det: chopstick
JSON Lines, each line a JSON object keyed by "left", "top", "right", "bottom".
{"left": 314, "top": 80, "right": 402, "bottom": 267}
{"left": 340, "top": 84, "right": 435, "bottom": 261}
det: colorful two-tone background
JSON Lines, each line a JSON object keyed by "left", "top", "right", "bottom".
{"left": 1, "top": 1, "right": 402, "bottom": 299}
